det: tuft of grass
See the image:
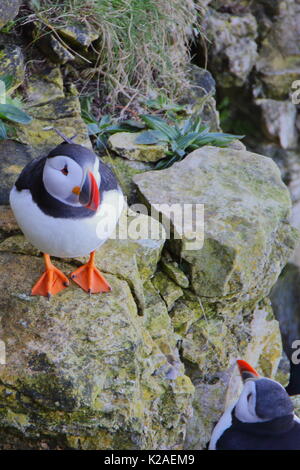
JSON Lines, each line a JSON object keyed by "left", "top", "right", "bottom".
{"left": 26, "top": 0, "right": 199, "bottom": 108}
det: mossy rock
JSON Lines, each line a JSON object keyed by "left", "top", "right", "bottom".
{"left": 134, "top": 145, "right": 298, "bottom": 300}
{"left": 108, "top": 132, "right": 168, "bottom": 163}
{"left": 0, "top": 0, "right": 21, "bottom": 29}
{"left": 0, "top": 44, "right": 24, "bottom": 93}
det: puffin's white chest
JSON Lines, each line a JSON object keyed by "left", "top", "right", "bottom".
{"left": 209, "top": 402, "right": 235, "bottom": 450}
{"left": 10, "top": 186, "right": 124, "bottom": 258}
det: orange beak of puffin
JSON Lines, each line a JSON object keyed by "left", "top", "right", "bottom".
{"left": 79, "top": 171, "right": 100, "bottom": 211}
{"left": 237, "top": 359, "right": 260, "bottom": 383}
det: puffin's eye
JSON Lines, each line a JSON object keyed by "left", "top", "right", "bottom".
{"left": 61, "top": 165, "right": 68, "bottom": 176}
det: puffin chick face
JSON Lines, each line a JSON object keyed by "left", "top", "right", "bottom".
{"left": 43, "top": 154, "right": 100, "bottom": 210}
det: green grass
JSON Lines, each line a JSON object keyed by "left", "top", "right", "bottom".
{"left": 27, "top": 0, "right": 198, "bottom": 108}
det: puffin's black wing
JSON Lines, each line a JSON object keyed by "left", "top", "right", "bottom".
{"left": 15, "top": 156, "right": 46, "bottom": 192}
{"left": 99, "top": 159, "right": 120, "bottom": 193}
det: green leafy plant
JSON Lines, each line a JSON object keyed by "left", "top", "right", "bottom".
{"left": 144, "top": 93, "right": 186, "bottom": 114}
{"left": 135, "top": 115, "right": 243, "bottom": 169}
{"left": 80, "top": 96, "right": 144, "bottom": 151}
{"left": 0, "top": 75, "right": 32, "bottom": 139}
{"left": 81, "top": 97, "right": 243, "bottom": 168}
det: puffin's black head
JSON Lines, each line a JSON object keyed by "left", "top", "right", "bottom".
{"left": 43, "top": 142, "right": 100, "bottom": 210}
{"left": 234, "top": 360, "right": 294, "bottom": 423}
{"left": 255, "top": 378, "right": 294, "bottom": 420}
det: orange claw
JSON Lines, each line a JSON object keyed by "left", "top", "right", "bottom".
{"left": 31, "top": 254, "right": 69, "bottom": 298}
{"left": 70, "top": 251, "right": 111, "bottom": 294}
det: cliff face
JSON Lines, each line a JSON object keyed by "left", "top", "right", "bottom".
{"left": 0, "top": 145, "right": 296, "bottom": 449}
{"left": 0, "top": 0, "right": 299, "bottom": 449}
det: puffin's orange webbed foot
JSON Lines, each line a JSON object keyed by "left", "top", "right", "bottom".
{"left": 31, "top": 254, "right": 69, "bottom": 298}
{"left": 70, "top": 251, "right": 111, "bottom": 294}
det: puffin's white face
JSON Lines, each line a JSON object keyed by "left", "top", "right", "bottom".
{"left": 43, "top": 155, "right": 83, "bottom": 206}
{"left": 43, "top": 155, "right": 100, "bottom": 210}
{"left": 234, "top": 380, "right": 263, "bottom": 423}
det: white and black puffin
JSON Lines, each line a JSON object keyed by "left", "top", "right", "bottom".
{"left": 209, "top": 360, "right": 300, "bottom": 450}
{"left": 10, "top": 134, "right": 124, "bottom": 297}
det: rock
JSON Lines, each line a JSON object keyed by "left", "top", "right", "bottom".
{"left": 143, "top": 280, "right": 184, "bottom": 381}
{"left": 101, "top": 154, "right": 152, "bottom": 204}
{"left": 0, "top": 140, "right": 32, "bottom": 205}
{"left": 256, "top": 99, "right": 298, "bottom": 149}
{"left": 0, "top": 205, "right": 194, "bottom": 449}
{"left": 0, "top": 206, "right": 18, "bottom": 233}
{"left": 17, "top": 96, "right": 91, "bottom": 158}
{"left": 143, "top": 280, "right": 174, "bottom": 343}
{"left": 0, "top": 0, "right": 21, "bottom": 29}
{"left": 34, "top": 26, "right": 75, "bottom": 65}
{"left": 0, "top": 249, "right": 193, "bottom": 449}
{"left": 160, "top": 252, "right": 190, "bottom": 288}
{"left": 57, "top": 25, "right": 99, "bottom": 48}
{"left": 108, "top": 132, "right": 168, "bottom": 163}
{"left": 152, "top": 271, "right": 184, "bottom": 311}
{"left": 26, "top": 66, "right": 65, "bottom": 106}
{"left": 133, "top": 145, "right": 295, "bottom": 448}
{"left": 178, "top": 66, "right": 219, "bottom": 131}
{"left": 0, "top": 205, "right": 19, "bottom": 241}
{"left": 0, "top": 43, "right": 24, "bottom": 93}
{"left": 34, "top": 21, "right": 99, "bottom": 65}
{"left": 91, "top": 208, "right": 166, "bottom": 312}
{"left": 251, "top": 144, "right": 300, "bottom": 268}
{"left": 203, "top": 9, "right": 258, "bottom": 87}
{"left": 171, "top": 292, "right": 203, "bottom": 337}
{"left": 256, "top": 0, "right": 300, "bottom": 99}
{"left": 133, "top": 146, "right": 298, "bottom": 300}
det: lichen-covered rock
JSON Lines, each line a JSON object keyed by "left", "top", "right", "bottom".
{"left": 0, "top": 43, "right": 24, "bottom": 93}
{"left": 160, "top": 252, "right": 190, "bottom": 289}
{"left": 256, "top": 99, "right": 298, "bottom": 149}
{"left": 16, "top": 96, "right": 91, "bottom": 158}
{"left": 0, "top": 205, "right": 19, "bottom": 242}
{"left": 101, "top": 154, "right": 152, "bottom": 204}
{"left": 152, "top": 271, "right": 184, "bottom": 311}
{"left": 134, "top": 146, "right": 298, "bottom": 301}
{"left": 178, "top": 66, "right": 220, "bottom": 131}
{"left": 26, "top": 66, "right": 65, "bottom": 106}
{"left": 57, "top": 25, "right": 99, "bottom": 48}
{"left": 256, "top": 0, "right": 300, "bottom": 99}
{"left": 0, "top": 141, "right": 32, "bottom": 205}
{"left": 203, "top": 9, "right": 258, "bottom": 87}
{"left": 34, "top": 26, "right": 75, "bottom": 65}
{"left": 0, "top": 204, "right": 194, "bottom": 449}
{"left": 133, "top": 144, "right": 296, "bottom": 448}
{"left": 0, "top": 0, "right": 21, "bottom": 29}
{"left": 108, "top": 132, "right": 167, "bottom": 163}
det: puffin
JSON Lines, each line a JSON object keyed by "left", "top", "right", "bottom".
{"left": 9, "top": 132, "right": 124, "bottom": 297}
{"left": 209, "top": 360, "right": 300, "bottom": 450}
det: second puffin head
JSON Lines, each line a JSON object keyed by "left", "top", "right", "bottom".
{"left": 43, "top": 142, "right": 100, "bottom": 210}
{"left": 235, "top": 360, "right": 294, "bottom": 423}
